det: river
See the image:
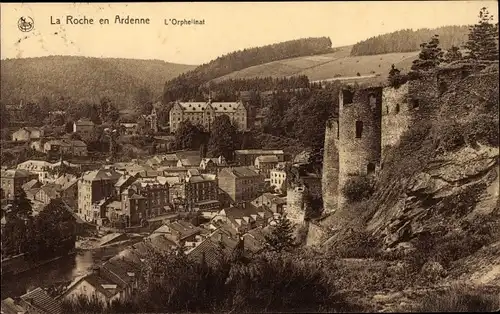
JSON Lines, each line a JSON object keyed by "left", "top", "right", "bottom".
{"left": 1, "top": 246, "right": 124, "bottom": 299}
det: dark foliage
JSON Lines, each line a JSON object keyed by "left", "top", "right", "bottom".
{"left": 163, "top": 37, "right": 332, "bottom": 102}
{"left": 341, "top": 176, "right": 375, "bottom": 203}
{"left": 464, "top": 7, "right": 499, "bottom": 61}
{"left": 351, "top": 25, "right": 469, "bottom": 56}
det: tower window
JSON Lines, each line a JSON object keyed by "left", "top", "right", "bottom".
{"left": 337, "top": 123, "right": 339, "bottom": 139}
{"left": 367, "top": 163, "right": 376, "bottom": 174}
{"left": 395, "top": 103, "right": 400, "bottom": 114}
{"left": 411, "top": 99, "right": 420, "bottom": 109}
{"left": 342, "top": 90, "right": 354, "bottom": 104}
{"left": 386, "top": 106, "right": 389, "bottom": 114}
{"left": 439, "top": 81, "right": 448, "bottom": 95}
{"left": 355, "top": 121, "right": 363, "bottom": 138}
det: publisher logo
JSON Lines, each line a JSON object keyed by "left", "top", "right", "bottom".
{"left": 18, "top": 16, "right": 34, "bottom": 32}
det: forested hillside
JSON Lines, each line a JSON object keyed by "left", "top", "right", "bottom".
{"left": 350, "top": 25, "right": 470, "bottom": 56}
{"left": 0, "top": 56, "right": 195, "bottom": 108}
{"left": 162, "top": 37, "right": 333, "bottom": 102}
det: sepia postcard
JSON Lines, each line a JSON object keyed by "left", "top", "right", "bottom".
{"left": 1, "top": 1, "right": 499, "bottom": 313}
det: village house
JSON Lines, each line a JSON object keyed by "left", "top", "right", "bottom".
{"left": 152, "top": 220, "right": 207, "bottom": 247}
{"left": 270, "top": 164, "right": 287, "bottom": 193}
{"left": 104, "top": 175, "right": 170, "bottom": 227}
{"left": 186, "top": 229, "right": 241, "bottom": 268}
{"left": 212, "top": 203, "right": 275, "bottom": 234}
{"left": 254, "top": 155, "right": 279, "bottom": 178}
{"left": 146, "top": 154, "right": 179, "bottom": 168}
{"left": 199, "top": 156, "right": 228, "bottom": 175}
{"left": 0, "top": 169, "right": 38, "bottom": 200}
{"left": 218, "top": 166, "right": 264, "bottom": 204}
{"left": 19, "top": 287, "right": 63, "bottom": 314}
{"left": 184, "top": 169, "right": 219, "bottom": 213}
{"left": 169, "top": 99, "right": 247, "bottom": 133}
{"left": 78, "top": 168, "right": 122, "bottom": 223}
{"left": 119, "top": 122, "right": 139, "bottom": 136}
{"left": 234, "top": 149, "right": 285, "bottom": 166}
{"left": 251, "top": 193, "right": 286, "bottom": 214}
{"left": 11, "top": 127, "right": 43, "bottom": 142}
{"left": 17, "top": 159, "right": 81, "bottom": 183}
{"left": 43, "top": 139, "right": 88, "bottom": 156}
{"left": 137, "top": 107, "right": 159, "bottom": 134}
{"left": 73, "top": 119, "right": 95, "bottom": 137}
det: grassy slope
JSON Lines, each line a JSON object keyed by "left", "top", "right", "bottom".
{"left": 212, "top": 46, "right": 419, "bottom": 83}
{"left": 0, "top": 56, "right": 196, "bottom": 107}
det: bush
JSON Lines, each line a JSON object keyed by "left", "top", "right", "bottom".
{"left": 331, "top": 230, "right": 381, "bottom": 259}
{"left": 342, "top": 176, "right": 375, "bottom": 203}
{"left": 388, "top": 73, "right": 409, "bottom": 88}
{"left": 466, "top": 115, "right": 499, "bottom": 147}
{"left": 415, "top": 286, "right": 500, "bottom": 312}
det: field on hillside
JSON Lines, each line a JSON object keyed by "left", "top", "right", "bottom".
{"left": 0, "top": 56, "right": 196, "bottom": 108}
{"left": 212, "top": 47, "right": 419, "bottom": 83}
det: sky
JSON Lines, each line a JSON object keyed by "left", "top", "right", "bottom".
{"left": 1, "top": 1, "right": 497, "bottom": 65}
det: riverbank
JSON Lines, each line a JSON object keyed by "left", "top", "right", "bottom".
{"left": 1, "top": 250, "right": 76, "bottom": 279}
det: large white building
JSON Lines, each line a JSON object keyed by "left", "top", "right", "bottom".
{"left": 169, "top": 100, "right": 247, "bottom": 132}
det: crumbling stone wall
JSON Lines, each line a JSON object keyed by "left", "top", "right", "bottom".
{"left": 381, "top": 83, "right": 411, "bottom": 157}
{"left": 322, "top": 118, "right": 339, "bottom": 213}
{"left": 286, "top": 185, "right": 306, "bottom": 225}
{"left": 338, "top": 86, "right": 383, "bottom": 208}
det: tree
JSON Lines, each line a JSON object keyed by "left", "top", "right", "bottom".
{"left": 265, "top": 214, "right": 296, "bottom": 252}
{"left": 174, "top": 120, "right": 202, "bottom": 150}
{"left": 135, "top": 87, "right": 154, "bottom": 115}
{"left": 464, "top": 7, "right": 499, "bottom": 61}
{"left": 443, "top": 45, "right": 463, "bottom": 63}
{"left": 208, "top": 115, "right": 237, "bottom": 160}
{"left": 388, "top": 64, "right": 409, "bottom": 88}
{"left": 0, "top": 102, "right": 10, "bottom": 128}
{"left": 26, "top": 199, "right": 76, "bottom": 259}
{"left": 410, "top": 34, "right": 445, "bottom": 72}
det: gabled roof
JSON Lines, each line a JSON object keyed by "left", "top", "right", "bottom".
{"left": 1, "top": 297, "right": 26, "bottom": 314}
{"left": 20, "top": 287, "right": 63, "bottom": 314}
{"left": 174, "top": 101, "right": 244, "bottom": 113}
{"left": 81, "top": 272, "right": 122, "bottom": 299}
{"left": 219, "top": 166, "right": 260, "bottom": 179}
{"left": 256, "top": 155, "right": 279, "bottom": 163}
{"left": 22, "top": 179, "right": 41, "bottom": 191}
{"left": 39, "top": 184, "right": 61, "bottom": 199}
{"left": 82, "top": 168, "right": 121, "bottom": 181}
{"left": 1, "top": 169, "right": 36, "bottom": 178}
{"left": 74, "top": 119, "right": 95, "bottom": 126}
{"left": 235, "top": 149, "right": 284, "bottom": 155}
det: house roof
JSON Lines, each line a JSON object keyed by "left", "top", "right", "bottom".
{"left": 219, "top": 166, "right": 260, "bottom": 178}
{"left": 82, "top": 168, "right": 122, "bottom": 181}
{"left": 235, "top": 149, "right": 284, "bottom": 155}
{"left": 256, "top": 155, "right": 279, "bottom": 163}
{"left": 175, "top": 101, "right": 243, "bottom": 113}
{"left": 100, "top": 233, "right": 128, "bottom": 246}
{"left": 179, "top": 156, "right": 202, "bottom": 167}
{"left": 81, "top": 272, "right": 122, "bottom": 299}
{"left": 75, "top": 119, "right": 95, "bottom": 126}
{"left": 20, "top": 287, "right": 63, "bottom": 314}
{"left": 39, "top": 184, "right": 61, "bottom": 199}
{"left": 147, "top": 234, "right": 177, "bottom": 252}
{"left": 1, "top": 297, "right": 26, "bottom": 314}
{"left": 17, "top": 160, "right": 52, "bottom": 171}
{"left": 115, "top": 175, "right": 135, "bottom": 188}
{"left": 22, "top": 179, "right": 41, "bottom": 191}
{"left": 187, "top": 230, "right": 238, "bottom": 266}
{"left": 1, "top": 169, "right": 36, "bottom": 179}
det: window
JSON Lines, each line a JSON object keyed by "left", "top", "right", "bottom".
{"left": 395, "top": 103, "right": 400, "bottom": 114}
{"left": 367, "top": 163, "right": 376, "bottom": 174}
{"left": 439, "top": 81, "right": 448, "bottom": 95}
{"left": 355, "top": 121, "right": 363, "bottom": 138}
{"left": 386, "top": 106, "right": 389, "bottom": 114}
{"left": 411, "top": 99, "right": 420, "bottom": 109}
{"left": 342, "top": 90, "right": 354, "bottom": 104}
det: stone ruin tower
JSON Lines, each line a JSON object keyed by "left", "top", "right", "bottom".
{"left": 322, "top": 86, "right": 383, "bottom": 211}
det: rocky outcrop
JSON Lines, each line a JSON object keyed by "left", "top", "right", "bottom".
{"left": 368, "top": 145, "right": 499, "bottom": 248}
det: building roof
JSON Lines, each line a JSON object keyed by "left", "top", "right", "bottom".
{"left": 1, "top": 169, "right": 36, "bottom": 179}
{"left": 174, "top": 101, "right": 243, "bottom": 113}
{"left": 253, "top": 193, "right": 287, "bottom": 206}
{"left": 187, "top": 230, "right": 239, "bottom": 266}
{"left": 100, "top": 233, "right": 129, "bottom": 246}
{"left": 235, "top": 149, "right": 284, "bottom": 155}
{"left": 39, "top": 184, "right": 61, "bottom": 199}
{"left": 82, "top": 168, "right": 122, "bottom": 182}
{"left": 22, "top": 179, "right": 41, "bottom": 191}
{"left": 147, "top": 234, "right": 177, "bottom": 252}
{"left": 17, "top": 160, "right": 52, "bottom": 171}
{"left": 75, "top": 119, "right": 95, "bottom": 126}
{"left": 179, "top": 156, "right": 202, "bottom": 167}
{"left": 81, "top": 272, "right": 122, "bottom": 299}
{"left": 256, "top": 155, "right": 279, "bottom": 163}
{"left": 219, "top": 166, "right": 260, "bottom": 178}
{"left": 20, "top": 287, "right": 63, "bottom": 314}
{"left": 1, "top": 297, "right": 27, "bottom": 314}
{"left": 115, "top": 175, "right": 135, "bottom": 188}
